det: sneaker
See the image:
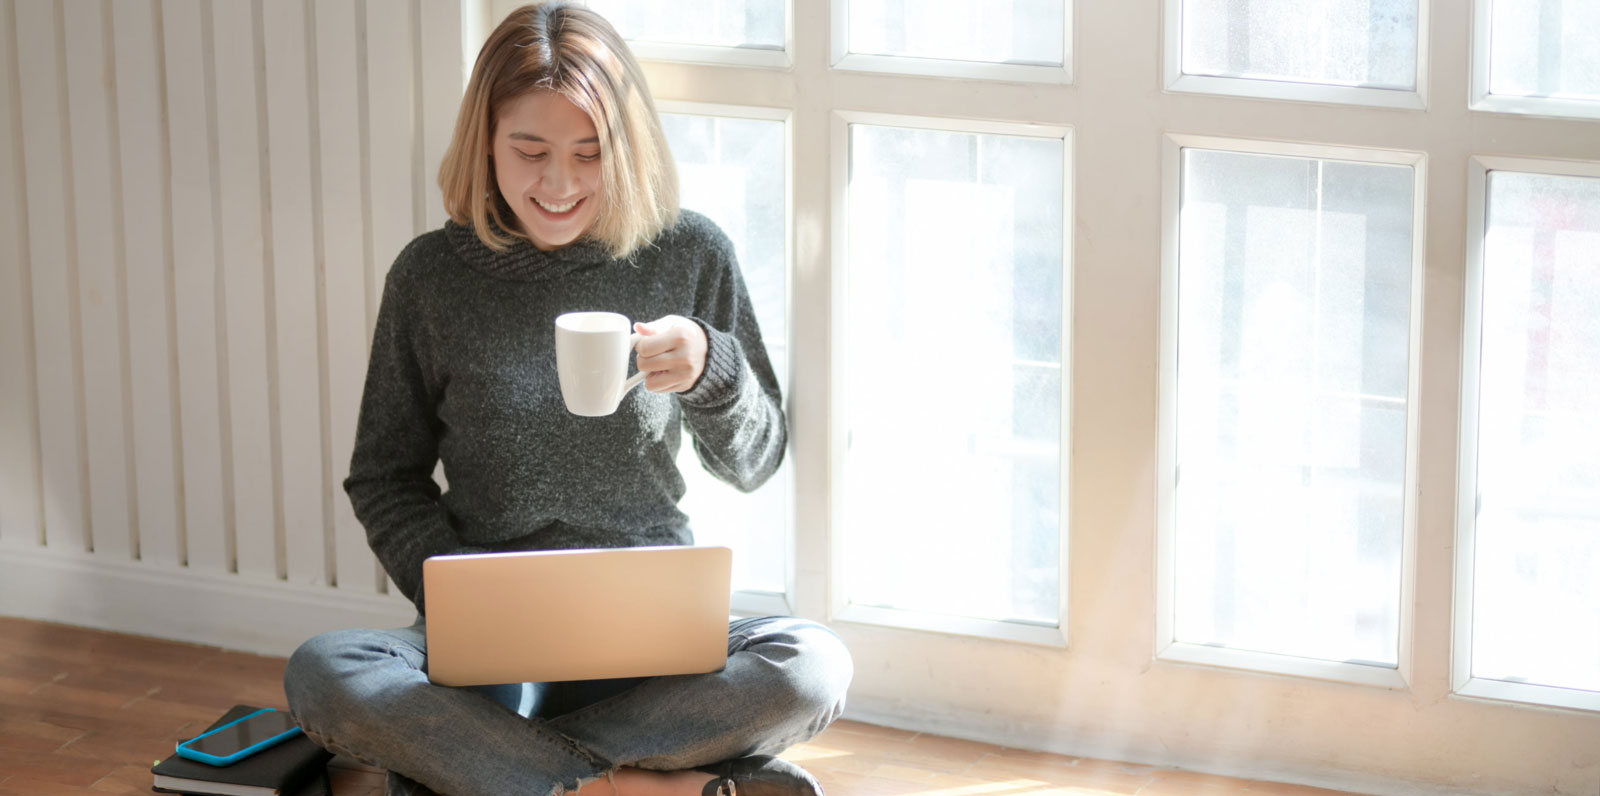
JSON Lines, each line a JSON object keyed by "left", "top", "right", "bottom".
{"left": 695, "top": 755, "right": 824, "bottom": 796}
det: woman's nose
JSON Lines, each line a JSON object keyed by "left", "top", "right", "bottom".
{"left": 542, "top": 158, "right": 575, "bottom": 194}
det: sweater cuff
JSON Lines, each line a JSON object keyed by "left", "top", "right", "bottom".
{"left": 679, "top": 318, "right": 746, "bottom": 409}
{"left": 407, "top": 544, "right": 490, "bottom": 616}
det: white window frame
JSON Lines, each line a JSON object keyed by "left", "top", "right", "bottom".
{"left": 828, "top": 109, "right": 1074, "bottom": 648}
{"left": 1155, "top": 133, "right": 1427, "bottom": 690}
{"left": 1468, "top": 0, "right": 1600, "bottom": 121}
{"left": 1453, "top": 154, "right": 1600, "bottom": 714}
{"left": 626, "top": 41, "right": 791, "bottom": 70}
{"left": 1161, "top": 0, "right": 1431, "bottom": 111}
{"left": 828, "top": 0, "right": 1074, "bottom": 85}
{"left": 567, "top": 0, "right": 793, "bottom": 69}
{"left": 655, "top": 99, "right": 798, "bottom": 619}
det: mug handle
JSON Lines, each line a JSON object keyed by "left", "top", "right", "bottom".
{"left": 622, "top": 332, "right": 648, "bottom": 393}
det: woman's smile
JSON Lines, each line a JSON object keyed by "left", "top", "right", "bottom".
{"left": 534, "top": 196, "right": 583, "bottom": 215}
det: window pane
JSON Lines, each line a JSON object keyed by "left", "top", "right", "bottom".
{"left": 1181, "top": 0, "right": 1418, "bottom": 90}
{"left": 1488, "top": 0, "right": 1600, "bottom": 104}
{"left": 846, "top": 124, "right": 1063, "bottom": 625}
{"left": 1174, "top": 148, "right": 1415, "bottom": 667}
{"left": 586, "top": 0, "right": 783, "bottom": 50}
{"left": 1472, "top": 170, "right": 1600, "bottom": 692}
{"left": 848, "top": 0, "right": 1065, "bottom": 66}
{"left": 660, "top": 112, "right": 788, "bottom": 595}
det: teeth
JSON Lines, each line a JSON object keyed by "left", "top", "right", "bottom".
{"left": 535, "top": 197, "right": 578, "bottom": 213}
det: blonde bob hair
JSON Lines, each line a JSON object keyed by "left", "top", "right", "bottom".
{"left": 439, "top": 2, "right": 678, "bottom": 258}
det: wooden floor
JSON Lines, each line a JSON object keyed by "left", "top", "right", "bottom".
{"left": 0, "top": 617, "right": 1367, "bottom": 795}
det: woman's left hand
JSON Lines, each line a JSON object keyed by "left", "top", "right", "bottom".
{"left": 634, "top": 316, "right": 708, "bottom": 393}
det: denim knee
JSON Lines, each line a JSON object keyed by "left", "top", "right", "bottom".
{"left": 283, "top": 628, "right": 420, "bottom": 741}
{"left": 752, "top": 618, "right": 853, "bottom": 730}
{"left": 792, "top": 622, "right": 854, "bottom": 723}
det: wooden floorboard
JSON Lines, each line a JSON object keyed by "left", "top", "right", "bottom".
{"left": 0, "top": 617, "right": 1370, "bottom": 795}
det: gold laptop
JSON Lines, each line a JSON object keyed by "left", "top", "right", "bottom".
{"left": 422, "top": 545, "right": 733, "bottom": 686}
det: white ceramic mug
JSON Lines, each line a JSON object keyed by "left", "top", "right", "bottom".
{"left": 554, "top": 311, "right": 648, "bottom": 416}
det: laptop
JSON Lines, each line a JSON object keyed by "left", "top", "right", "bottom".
{"left": 422, "top": 545, "right": 733, "bottom": 686}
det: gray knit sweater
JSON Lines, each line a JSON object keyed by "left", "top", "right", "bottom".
{"left": 344, "top": 210, "right": 785, "bottom": 613}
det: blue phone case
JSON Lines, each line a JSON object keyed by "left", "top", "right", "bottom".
{"left": 175, "top": 708, "right": 305, "bottom": 766}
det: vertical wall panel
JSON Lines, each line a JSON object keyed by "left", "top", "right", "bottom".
{"left": 111, "top": 0, "right": 182, "bottom": 567}
{"left": 65, "top": 1, "right": 135, "bottom": 561}
{"left": 317, "top": 0, "right": 383, "bottom": 595}
{"left": 0, "top": 0, "right": 43, "bottom": 549}
{"left": 262, "top": 0, "right": 328, "bottom": 587}
{"left": 7, "top": 0, "right": 462, "bottom": 599}
{"left": 16, "top": 0, "right": 87, "bottom": 554}
{"left": 420, "top": 0, "right": 462, "bottom": 233}
{"left": 211, "top": 0, "right": 277, "bottom": 580}
{"left": 366, "top": 0, "right": 419, "bottom": 289}
{"left": 162, "top": 0, "right": 227, "bottom": 573}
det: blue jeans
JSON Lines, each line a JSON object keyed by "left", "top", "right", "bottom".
{"left": 283, "top": 616, "right": 852, "bottom": 796}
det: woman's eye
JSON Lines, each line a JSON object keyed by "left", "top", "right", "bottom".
{"left": 515, "top": 150, "right": 546, "bottom": 161}
{"left": 577, "top": 153, "right": 601, "bottom": 162}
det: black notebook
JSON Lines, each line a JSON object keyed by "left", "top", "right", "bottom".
{"left": 150, "top": 704, "right": 332, "bottom": 796}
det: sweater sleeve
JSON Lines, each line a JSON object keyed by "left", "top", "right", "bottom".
{"left": 343, "top": 260, "right": 480, "bottom": 614}
{"left": 676, "top": 223, "right": 787, "bottom": 493}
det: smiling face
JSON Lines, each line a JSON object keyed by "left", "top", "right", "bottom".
{"left": 491, "top": 90, "right": 605, "bottom": 251}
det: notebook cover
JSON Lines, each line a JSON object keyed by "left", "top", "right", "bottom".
{"left": 150, "top": 705, "right": 331, "bottom": 792}
{"left": 152, "top": 769, "right": 331, "bottom": 796}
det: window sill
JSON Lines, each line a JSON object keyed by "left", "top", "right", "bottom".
{"left": 834, "top": 603, "right": 1067, "bottom": 647}
{"left": 1157, "top": 641, "right": 1408, "bottom": 689}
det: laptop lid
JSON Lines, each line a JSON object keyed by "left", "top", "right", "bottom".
{"left": 422, "top": 545, "right": 732, "bottom": 686}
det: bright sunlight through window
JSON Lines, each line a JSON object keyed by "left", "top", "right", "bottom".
{"left": 844, "top": 122, "right": 1064, "bottom": 627}
{"left": 1173, "top": 147, "right": 1416, "bottom": 667}
{"left": 585, "top": 0, "right": 784, "bottom": 50}
{"left": 1470, "top": 170, "right": 1600, "bottom": 693}
{"left": 846, "top": 0, "right": 1066, "bottom": 66}
{"left": 1180, "top": 0, "right": 1418, "bottom": 90}
{"left": 1486, "top": 0, "right": 1600, "bottom": 105}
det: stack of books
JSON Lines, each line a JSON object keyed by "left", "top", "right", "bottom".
{"left": 150, "top": 705, "right": 332, "bottom": 796}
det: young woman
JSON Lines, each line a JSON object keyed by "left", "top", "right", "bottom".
{"left": 282, "top": 4, "right": 852, "bottom": 795}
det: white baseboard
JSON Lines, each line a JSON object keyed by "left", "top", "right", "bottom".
{"left": 841, "top": 697, "right": 1512, "bottom": 796}
{"left": 0, "top": 547, "right": 415, "bottom": 657}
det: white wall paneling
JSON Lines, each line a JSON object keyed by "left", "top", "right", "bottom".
{"left": 15, "top": 0, "right": 88, "bottom": 556}
{"left": 211, "top": 0, "right": 277, "bottom": 581}
{"left": 261, "top": 0, "right": 329, "bottom": 587}
{"left": 364, "top": 0, "right": 418, "bottom": 304}
{"left": 0, "top": 0, "right": 43, "bottom": 551}
{"left": 163, "top": 0, "right": 228, "bottom": 573}
{"left": 419, "top": 0, "right": 462, "bottom": 233}
{"left": 111, "top": 0, "right": 183, "bottom": 568}
{"left": 64, "top": 0, "right": 136, "bottom": 564}
{"left": 0, "top": 0, "right": 465, "bottom": 638}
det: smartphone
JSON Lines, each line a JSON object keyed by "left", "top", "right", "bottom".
{"left": 175, "top": 708, "right": 304, "bottom": 766}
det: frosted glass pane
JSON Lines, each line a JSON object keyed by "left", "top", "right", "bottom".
{"left": 1472, "top": 171, "right": 1600, "bottom": 692}
{"left": 846, "top": 124, "right": 1064, "bottom": 625}
{"left": 660, "top": 113, "right": 787, "bottom": 595}
{"left": 1174, "top": 148, "right": 1415, "bottom": 666}
{"left": 1488, "top": 0, "right": 1600, "bottom": 103}
{"left": 848, "top": 0, "right": 1065, "bottom": 66}
{"left": 660, "top": 114, "right": 786, "bottom": 344}
{"left": 587, "top": 0, "right": 783, "bottom": 50}
{"left": 1181, "top": 0, "right": 1418, "bottom": 90}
